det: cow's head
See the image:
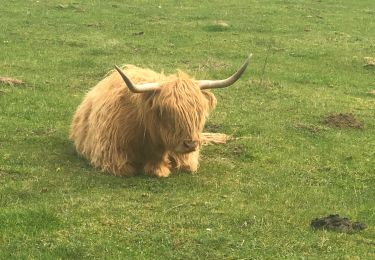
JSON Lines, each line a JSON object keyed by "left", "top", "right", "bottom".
{"left": 115, "top": 54, "right": 252, "bottom": 154}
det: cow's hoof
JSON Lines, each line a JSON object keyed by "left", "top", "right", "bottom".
{"left": 154, "top": 167, "right": 171, "bottom": 178}
{"left": 144, "top": 164, "right": 170, "bottom": 178}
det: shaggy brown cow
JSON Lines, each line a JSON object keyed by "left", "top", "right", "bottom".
{"left": 70, "top": 55, "right": 252, "bottom": 177}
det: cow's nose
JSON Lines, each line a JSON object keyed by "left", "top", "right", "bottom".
{"left": 183, "top": 140, "right": 198, "bottom": 150}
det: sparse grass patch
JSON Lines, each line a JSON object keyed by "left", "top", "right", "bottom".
{"left": 0, "top": 0, "right": 374, "bottom": 259}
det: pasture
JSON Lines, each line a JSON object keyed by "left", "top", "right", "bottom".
{"left": 0, "top": 0, "right": 374, "bottom": 258}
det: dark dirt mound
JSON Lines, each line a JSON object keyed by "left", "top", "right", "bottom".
{"left": 311, "top": 214, "right": 366, "bottom": 233}
{"left": 323, "top": 113, "right": 364, "bottom": 129}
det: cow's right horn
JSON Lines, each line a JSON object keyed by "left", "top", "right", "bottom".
{"left": 115, "top": 65, "right": 161, "bottom": 93}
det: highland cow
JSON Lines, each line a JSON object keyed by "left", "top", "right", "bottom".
{"left": 70, "top": 55, "right": 252, "bottom": 177}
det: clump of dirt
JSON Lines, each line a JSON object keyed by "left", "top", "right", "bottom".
{"left": 232, "top": 145, "right": 244, "bottom": 155}
{"left": 204, "top": 123, "right": 224, "bottom": 133}
{"left": 323, "top": 113, "right": 364, "bottom": 129}
{"left": 311, "top": 214, "right": 366, "bottom": 233}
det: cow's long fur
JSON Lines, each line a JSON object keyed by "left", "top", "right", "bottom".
{"left": 70, "top": 65, "right": 217, "bottom": 177}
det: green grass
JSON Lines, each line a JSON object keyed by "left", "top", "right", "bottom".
{"left": 1, "top": 0, "right": 374, "bottom": 259}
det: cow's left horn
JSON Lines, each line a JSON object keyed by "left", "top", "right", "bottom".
{"left": 198, "top": 54, "right": 252, "bottom": 90}
{"left": 115, "top": 65, "right": 161, "bottom": 93}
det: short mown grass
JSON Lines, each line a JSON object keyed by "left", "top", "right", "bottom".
{"left": 1, "top": 0, "right": 374, "bottom": 259}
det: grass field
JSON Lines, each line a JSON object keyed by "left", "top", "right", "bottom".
{"left": 1, "top": 0, "right": 374, "bottom": 259}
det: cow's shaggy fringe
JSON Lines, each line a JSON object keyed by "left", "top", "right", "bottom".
{"left": 70, "top": 65, "right": 217, "bottom": 177}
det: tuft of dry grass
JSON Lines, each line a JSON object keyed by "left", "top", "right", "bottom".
{"left": 0, "top": 77, "right": 24, "bottom": 86}
{"left": 201, "top": 132, "right": 231, "bottom": 145}
{"left": 364, "top": 57, "right": 375, "bottom": 67}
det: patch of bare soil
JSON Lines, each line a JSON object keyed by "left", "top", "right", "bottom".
{"left": 311, "top": 214, "right": 366, "bottom": 233}
{"left": 0, "top": 170, "right": 8, "bottom": 177}
{"left": 0, "top": 77, "right": 24, "bottom": 86}
{"left": 323, "top": 113, "right": 364, "bottom": 129}
{"left": 204, "top": 123, "right": 224, "bottom": 133}
{"left": 232, "top": 145, "right": 244, "bottom": 155}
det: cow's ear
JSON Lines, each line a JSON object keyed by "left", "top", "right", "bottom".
{"left": 202, "top": 90, "right": 217, "bottom": 112}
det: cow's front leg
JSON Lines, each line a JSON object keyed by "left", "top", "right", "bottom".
{"left": 144, "top": 153, "right": 171, "bottom": 178}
